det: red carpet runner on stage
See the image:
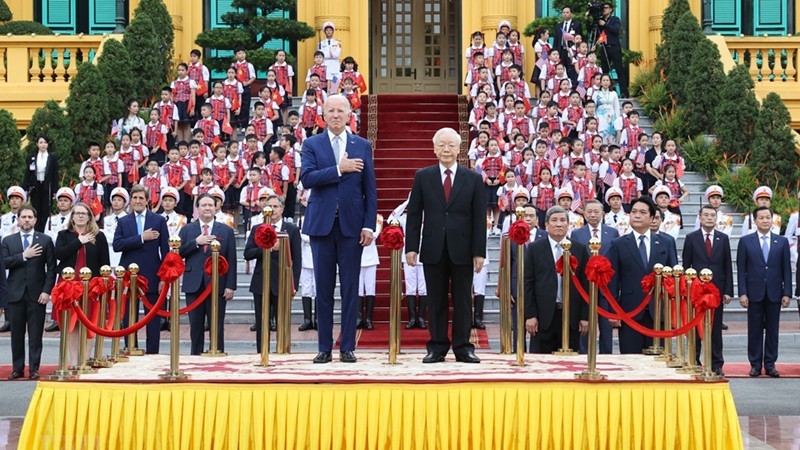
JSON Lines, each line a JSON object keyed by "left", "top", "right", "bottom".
{"left": 350, "top": 95, "right": 471, "bottom": 348}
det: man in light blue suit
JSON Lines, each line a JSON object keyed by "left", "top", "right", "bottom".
{"left": 300, "top": 95, "right": 377, "bottom": 364}
{"left": 571, "top": 199, "right": 618, "bottom": 354}
{"left": 737, "top": 206, "right": 792, "bottom": 377}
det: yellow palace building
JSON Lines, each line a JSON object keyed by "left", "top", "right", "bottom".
{"left": 2, "top": 0, "right": 800, "bottom": 126}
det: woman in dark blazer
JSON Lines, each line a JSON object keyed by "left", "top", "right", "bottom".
{"left": 23, "top": 136, "right": 59, "bottom": 232}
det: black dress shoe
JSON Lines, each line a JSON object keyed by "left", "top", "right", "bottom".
{"left": 44, "top": 322, "right": 59, "bottom": 333}
{"left": 29, "top": 371, "right": 40, "bottom": 380}
{"left": 713, "top": 369, "right": 725, "bottom": 377}
{"left": 339, "top": 351, "right": 357, "bottom": 363}
{"left": 405, "top": 320, "right": 417, "bottom": 330}
{"left": 422, "top": 352, "right": 445, "bottom": 363}
{"left": 250, "top": 324, "right": 257, "bottom": 332}
{"left": 721, "top": 323, "right": 728, "bottom": 330}
{"left": 298, "top": 320, "right": 313, "bottom": 331}
{"left": 0, "top": 321, "right": 9, "bottom": 332}
{"left": 766, "top": 368, "right": 781, "bottom": 378}
{"left": 749, "top": 367, "right": 761, "bottom": 377}
{"left": 364, "top": 319, "right": 374, "bottom": 330}
{"left": 418, "top": 319, "right": 427, "bottom": 330}
{"left": 455, "top": 351, "right": 481, "bottom": 363}
{"left": 472, "top": 320, "right": 486, "bottom": 330}
{"left": 7, "top": 371, "right": 23, "bottom": 380}
{"left": 160, "top": 320, "right": 170, "bottom": 332}
{"left": 313, "top": 352, "right": 332, "bottom": 364}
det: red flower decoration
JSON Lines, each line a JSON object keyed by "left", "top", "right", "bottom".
{"left": 255, "top": 223, "right": 278, "bottom": 250}
{"left": 51, "top": 280, "right": 83, "bottom": 313}
{"left": 88, "top": 277, "right": 114, "bottom": 301}
{"left": 691, "top": 280, "right": 721, "bottom": 312}
{"left": 508, "top": 220, "right": 531, "bottom": 246}
{"left": 586, "top": 255, "right": 614, "bottom": 286}
{"left": 158, "top": 252, "right": 185, "bottom": 284}
{"left": 122, "top": 271, "right": 149, "bottom": 294}
{"left": 555, "top": 255, "right": 579, "bottom": 275}
{"left": 380, "top": 225, "right": 405, "bottom": 251}
{"left": 641, "top": 273, "right": 655, "bottom": 294}
{"left": 661, "top": 277, "right": 675, "bottom": 298}
{"left": 204, "top": 256, "right": 230, "bottom": 276}
{"left": 669, "top": 199, "right": 681, "bottom": 209}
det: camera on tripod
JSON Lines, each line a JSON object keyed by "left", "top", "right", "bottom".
{"left": 587, "top": 2, "right": 605, "bottom": 23}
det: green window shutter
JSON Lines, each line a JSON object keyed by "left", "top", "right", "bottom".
{"left": 89, "top": 0, "right": 117, "bottom": 34}
{"left": 539, "top": 0, "right": 560, "bottom": 18}
{"left": 41, "top": 0, "right": 76, "bottom": 34}
{"left": 711, "top": 0, "right": 742, "bottom": 35}
{"left": 754, "top": 0, "right": 787, "bottom": 35}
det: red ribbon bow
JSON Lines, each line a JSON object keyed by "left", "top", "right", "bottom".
{"left": 508, "top": 220, "right": 531, "bottom": 246}
{"left": 586, "top": 255, "right": 614, "bottom": 286}
{"left": 254, "top": 223, "right": 278, "bottom": 250}
{"left": 555, "top": 255, "right": 579, "bottom": 275}
{"left": 88, "top": 277, "right": 114, "bottom": 301}
{"left": 691, "top": 281, "right": 721, "bottom": 312}
{"left": 157, "top": 253, "right": 186, "bottom": 284}
{"left": 51, "top": 280, "right": 84, "bottom": 313}
{"left": 380, "top": 225, "right": 405, "bottom": 251}
{"left": 204, "top": 256, "right": 230, "bottom": 276}
{"left": 123, "top": 271, "right": 149, "bottom": 294}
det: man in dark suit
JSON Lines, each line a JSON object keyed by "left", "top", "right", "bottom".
{"left": 179, "top": 194, "right": 237, "bottom": 355}
{"left": 553, "top": 6, "right": 583, "bottom": 83}
{"left": 23, "top": 136, "right": 59, "bottom": 232}
{"left": 572, "top": 199, "right": 618, "bottom": 354}
{"left": 508, "top": 204, "right": 548, "bottom": 350}
{"left": 595, "top": 2, "right": 627, "bottom": 97}
{"left": 607, "top": 197, "right": 677, "bottom": 354}
{"left": 406, "top": 127, "right": 487, "bottom": 364}
{"left": 1, "top": 205, "right": 55, "bottom": 379}
{"left": 299, "top": 95, "right": 377, "bottom": 364}
{"left": 650, "top": 208, "right": 679, "bottom": 264}
{"left": 243, "top": 195, "right": 301, "bottom": 351}
{"left": 524, "top": 206, "right": 589, "bottom": 353}
{"left": 683, "top": 205, "right": 733, "bottom": 376}
{"left": 113, "top": 184, "right": 170, "bottom": 354}
{"left": 737, "top": 206, "right": 792, "bottom": 377}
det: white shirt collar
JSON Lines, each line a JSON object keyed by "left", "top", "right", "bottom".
{"left": 327, "top": 129, "right": 347, "bottom": 142}
{"left": 199, "top": 219, "right": 215, "bottom": 230}
{"left": 632, "top": 229, "right": 651, "bottom": 242}
{"left": 758, "top": 231, "right": 771, "bottom": 240}
{"left": 439, "top": 163, "right": 457, "bottom": 178}
{"left": 548, "top": 236, "right": 566, "bottom": 252}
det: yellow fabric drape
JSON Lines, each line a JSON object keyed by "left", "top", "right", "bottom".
{"left": 19, "top": 381, "right": 743, "bottom": 450}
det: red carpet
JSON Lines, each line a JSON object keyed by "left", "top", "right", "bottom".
{"left": 350, "top": 322, "right": 490, "bottom": 350}
{"left": 723, "top": 363, "right": 800, "bottom": 378}
{"left": 0, "top": 365, "right": 58, "bottom": 380}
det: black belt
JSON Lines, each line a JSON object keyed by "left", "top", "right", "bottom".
{"left": 556, "top": 302, "right": 563, "bottom": 310}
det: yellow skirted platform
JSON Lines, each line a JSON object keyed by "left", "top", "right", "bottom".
{"left": 20, "top": 380, "right": 742, "bottom": 450}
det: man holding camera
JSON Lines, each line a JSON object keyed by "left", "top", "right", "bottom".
{"left": 591, "top": 2, "right": 627, "bottom": 97}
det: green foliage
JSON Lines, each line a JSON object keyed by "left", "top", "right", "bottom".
{"left": 639, "top": 80, "right": 671, "bottom": 118}
{"left": 665, "top": 12, "right": 705, "bottom": 105}
{"left": 25, "top": 101, "right": 77, "bottom": 184}
{"left": 713, "top": 163, "right": 757, "bottom": 213}
{"left": 523, "top": 17, "right": 560, "bottom": 39}
{"left": 714, "top": 64, "right": 759, "bottom": 162}
{"left": 629, "top": 66, "right": 661, "bottom": 98}
{"left": 681, "top": 136, "right": 721, "bottom": 178}
{"left": 749, "top": 92, "right": 798, "bottom": 189}
{"left": 0, "top": 110, "right": 24, "bottom": 190}
{"left": 0, "top": 20, "right": 53, "bottom": 35}
{"left": 770, "top": 188, "right": 800, "bottom": 227}
{"left": 653, "top": 106, "right": 688, "bottom": 143}
{"left": 0, "top": 0, "right": 12, "bottom": 22}
{"left": 123, "top": 14, "right": 163, "bottom": 105}
{"left": 132, "top": 0, "right": 173, "bottom": 93}
{"left": 683, "top": 39, "right": 725, "bottom": 136}
{"left": 96, "top": 38, "right": 135, "bottom": 118}
{"left": 195, "top": 0, "right": 315, "bottom": 73}
{"left": 66, "top": 63, "right": 112, "bottom": 171}
{"left": 655, "top": 0, "right": 691, "bottom": 75}
{"left": 622, "top": 49, "right": 644, "bottom": 67}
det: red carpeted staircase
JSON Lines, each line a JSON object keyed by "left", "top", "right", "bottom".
{"left": 351, "top": 94, "right": 486, "bottom": 348}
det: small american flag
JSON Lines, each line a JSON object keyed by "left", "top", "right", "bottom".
{"left": 535, "top": 58, "right": 546, "bottom": 70}
{"left": 571, "top": 194, "right": 581, "bottom": 212}
{"left": 576, "top": 85, "right": 587, "bottom": 97}
{"left": 602, "top": 169, "right": 617, "bottom": 186}
{"left": 635, "top": 150, "right": 646, "bottom": 165}
{"left": 545, "top": 146, "right": 558, "bottom": 161}
{"left": 111, "top": 119, "right": 120, "bottom": 137}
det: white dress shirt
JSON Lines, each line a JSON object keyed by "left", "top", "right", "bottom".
{"left": 549, "top": 236, "right": 567, "bottom": 303}
{"left": 631, "top": 229, "right": 651, "bottom": 262}
{"left": 439, "top": 163, "right": 457, "bottom": 184}
{"left": 36, "top": 151, "right": 48, "bottom": 182}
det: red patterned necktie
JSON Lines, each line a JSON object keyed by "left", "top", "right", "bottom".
{"left": 443, "top": 169, "right": 452, "bottom": 202}
{"left": 202, "top": 224, "right": 209, "bottom": 252}
{"left": 705, "top": 233, "right": 712, "bottom": 257}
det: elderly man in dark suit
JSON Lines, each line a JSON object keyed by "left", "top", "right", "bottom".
{"left": 508, "top": 204, "right": 548, "bottom": 350}
{"left": 2, "top": 205, "right": 55, "bottom": 379}
{"left": 406, "top": 127, "right": 487, "bottom": 364}
{"left": 244, "top": 195, "right": 302, "bottom": 351}
{"left": 572, "top": 199, "right": 619, "bottom": 354}
{"left": 179, "top": 194, "right": 237, "bottom": 355}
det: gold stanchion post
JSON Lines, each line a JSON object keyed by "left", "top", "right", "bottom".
{"left": 202, "top": 239, "right": 226, "bottom": 357}
{"left": 499, "top": 236, "right": 512, "bottom": 354}
{"left": 644, "top": 264, "right": 664, "bottom": 355}
{"left": 48, "top": 268, "right": 78, "bottom": 381}
{"left": 695, "top": 269, "right": 722, "bottom": 381}
{"left": 679, "top": 268, "right": 701, "bottom": 373}
{"left": 388, "top": 220, "right": 402, "bottom": 364}
{"left": 576, "top": 238, "right": 606, "bottom": 380}
{"left": 89, "top": 265, "right": 113, "bottom": 368}
{"left": 160, "top": 236, "right": 189, "bottom": 380}
{"left": 667, "top": 265, "right": 685, "bottom": 368}
{"left": 514, "top": 207, "right": 526, "bottom": 366}
{"left": 554, "top": 240, "right": 577, "bottom": 356}
{"left": 109, "top": 266, "right": 128, "bottom": 363}
{"left": 276, "top": 234, "right": 290, "bottom": 354}
{"left": 124, "top": 264, "right": 145, "bottom": 356}
{"left": 656, "top": 266, "right": 676, "bottom": 362}
{"left": 282, "top": 252, "right": 293, "bottom": 354}
{"left": 257, "top": 207, "right": 273, "bottom": 367}
{"left": 72, "top": 267, "right": 97, "bottom": 374}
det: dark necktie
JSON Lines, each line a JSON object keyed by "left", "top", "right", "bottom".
{"left": 23, "top": 234, "right": 29, "bottom": 250}
{"left": 11, "top": 215, "right": 15, "bottom": 223}
{"left": 705, "top": 233, "right": 712, "bottom": 257}
{"left": 638, "top": 235, "right": 648, "bottom": 267}
{"left": 593, "top": 228, "right": 599, "bottom": 239}
{"left": 613, "top": 214, "right": 617, "bottom": 223}
{"left": 443, "top": 169, "right": 452, "bottom": 202}
{"left": 61, "top": 216, "right": 65, "bottom": 224}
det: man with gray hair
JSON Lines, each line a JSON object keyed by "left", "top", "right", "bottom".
{"left": 524, "top": 206, "right": 589, "bottom": 353}
{"left": 406, "top": 127, "right": 487, "bottom": 363}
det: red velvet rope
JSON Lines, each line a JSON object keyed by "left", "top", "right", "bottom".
{"left": 570, "top": 271, "right": 651, "bottom": 320}
{"left": 71, "top": 285, "right": 169, "bottom": 338}
{"left": 140, "top": 256, "right": 229, "bottom": 318}
{"left": 599, "top": 283, "right": 705, "bottom": 338}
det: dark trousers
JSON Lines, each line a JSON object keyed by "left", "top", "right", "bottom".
{"left": 29, "top": 182, "right": 51, "bottom": 232}
{"left": 747, "top": 300, "right": 781, "bottom": 370}
{"left": 8, "top": 291, "right": 45, "bottom": 373}
{"left": 237, "top": 87, "right": 252, "bottom": 128}
{"left": 186, "top": 284, "right": 226, "bottom": 355}
{"left": 579, "top": 316, "right": 613, "bottom": 354}
{"left": 601, "top": 43, "right": 627, "bottom": 96}
{"left": 284, "top": 182, "right": 298, "bottom": 220}
{"left": 122, "top": 291, "right": 161, "bottom": 354}
{"left": 422, "top": 241, "right": 474, "bottom": 357}
{"left": 619, "top": 310, "right": 654, "bottom": 354}
{"left": 696, "top": 304, "right": 724, "bottom": 371}
{"left": 253, "top": 292, "right": 277, "bottom": 351}
{"left": 311, "top": 217, "right": 363, "bottom": 353}
{"left": 529, "top": 308, "right": 579, "bottom": 354}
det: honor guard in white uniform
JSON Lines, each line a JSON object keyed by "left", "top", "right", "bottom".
{"left": 160, "top": 187, "right": 187, "bottom": 237}
{"left": 44, "top": 187, "right": 75, "bottom": 243}
{"left": 103, "top": 187, "right": 129, "bottom": 268}
{"left": 357, "top": 214, "right": 383, "bottom": 330}
{"left": 604, "top": 187, "right": 631, "bottom": 235}
{"left": 653, "top": 186, "right": 681, "bottom": 241}
{"left": 318, "top": 21, "right": 342, "bottom": 91}
{"left": 693, "top": 185, "right": 733, "bottom": 236}
{"left": 390, "top": 196, "right": 428, "bottom": 329}
{"left": 740, "top": 186, "right": 782, "bottom": 237}
{"left": 1, "top": 186, "right": 27, "bottom": 238}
